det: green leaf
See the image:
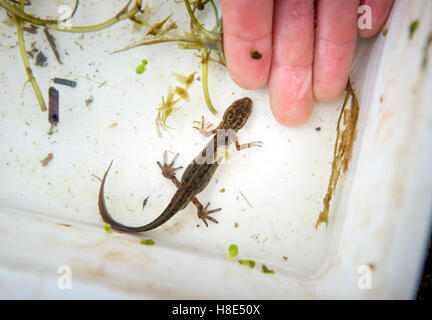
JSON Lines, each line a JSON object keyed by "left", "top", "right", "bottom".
{"left": 239, "top": 260, "right": 256, "bottom": 269}
{"left": 136, "top": 63, "right": 146, "bottom": 74}
{"left": 409, "top": 20, "right": 420, "bottom": 39}
{"left": 104, "top": 224, "right": 112, "bottom": 234}
{"left": 261, "top": 264, "right": 274, "bottom": 274}
{"left": 140, "top": 238, "right": 155, "bottom": 246}
{"left": 226, "top": 244, "right": 239, "bottom": 259}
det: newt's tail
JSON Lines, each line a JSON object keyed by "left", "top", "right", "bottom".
{"left": 97, "top": 161, "right": 177, "bottom": 233}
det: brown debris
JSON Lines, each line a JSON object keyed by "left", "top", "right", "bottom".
{"left": 44, "top": 28, "right": 62, "bottom": 64}
{"left": 250, "top": 48, "right": 262, "bottom": 59}
{"left": 40, "top": 153, "right": 53, "bottom": 167}
{"left": 422, "top": 33, "right": 432, "bottom": 69}
{"left": 35, "top": 51, "right": 48, "bottom": 67}
{"left": 85, "top": 96, "right": 94, "bottom": 106}
{"left": 315, "top": 80, "right": 360, "bottom": 228}
{"left": 23, "top": 25, "right": 38, "bottom": 34}
{"left": 48, "top": 86, "right": 59, "bottom": 124}
{"left": 239, "top": 191, "right": 253, "bottom": 208}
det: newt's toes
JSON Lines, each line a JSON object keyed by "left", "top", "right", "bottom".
{"left": 198, "top": 202, "right": 221, "bottom": 227}
{"left": 193, "top": 116, "right": 215, "bottom": 137}
{"left": 157, "top": 153, "right": 183, "bottom": 179}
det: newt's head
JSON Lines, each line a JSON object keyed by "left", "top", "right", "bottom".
{"left": 218, "top": 97, "right": 253, "bottom": 132}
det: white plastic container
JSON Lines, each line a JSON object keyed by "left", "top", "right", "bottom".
{"left": 0, "top": 0, "right": 431, "bottom": 299}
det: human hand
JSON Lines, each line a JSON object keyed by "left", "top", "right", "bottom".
{"left": 221, "top": 0, "right": 394, "bottom": 126}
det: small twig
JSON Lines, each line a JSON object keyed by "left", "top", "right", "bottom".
{"left": 44, "top": 28, "right": 62, "bottom": 64}
{"left": 78, "top": 75, "right": 121, "bottom": 90}
{"left": 110, "top": 36, "right": 203, "bottom": 54}
{"left": 142, "top": 195, "right": 150, "bottom": 210}
{"left": 91, "top": 174, "right": 102, "bottom": 182}
{"left": 40, "top": 153, "right": 54, "bottom": 167}
{"left": 23, "top": 24, "right": 37, "bottom": 33}
{"left": 184, "top": 0, "right": 216, "bottom": 41}
{"left": 0, "top": 0, "right": 142, "bottom": 33}
{"left": 9, "top": 0, "right": 31, "bottom": 6}
{"left": 53, "top": 77, "right": 76, "bottom": 87}
{"left": 201, "top": 48, "right": 217, "bottom": 114}
{"left": 239, "top": 191, "right": 253, "bottom": 208}
{"left": 14, "top": 0, "right": 46, "bottom": 111}
{"left": 48, "top": 86, "right": 59, "bottom": 124}
{"left": 97, "top": 80, "right": 107, "bottom": 88}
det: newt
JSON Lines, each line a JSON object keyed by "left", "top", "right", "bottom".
{"left": 98, "top": 97, "right": 261, "bottom": 233}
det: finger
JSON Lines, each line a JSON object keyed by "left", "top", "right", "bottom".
{"left": 313, "top": 0, "right": 360, "bottom": 102}
{"left": 268, "top": 0, "right": 315, "bottom": 126}
{"left": 221, "top": 0, "right": 273, "bottom": 89}
{"left": 358, "top": 0, "right": 394, "bottom": 38}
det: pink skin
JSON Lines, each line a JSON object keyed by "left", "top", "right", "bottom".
{"left": 221, "top": 0, "right": 394, "bottom": 127}
{"left": 222, "top": 0, "right": 273, "bottom": 89}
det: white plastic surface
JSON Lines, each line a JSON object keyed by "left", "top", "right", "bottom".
{"left": 0, "top": 0, "right": 431, "bottom": 299}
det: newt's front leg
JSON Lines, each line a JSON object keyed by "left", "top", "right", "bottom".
{"left": 157, "top": 151, "right": 220, "bottom": 226}
{"left": 235, "top": 138, "right": 263, "bottom": 151}
{"left": 194, "top": 116, "right": 264, "bottom": 151}
{"left": 193, "top": 116, "right": 217, "bottom": 137}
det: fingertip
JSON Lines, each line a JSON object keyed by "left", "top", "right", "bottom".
{"left": 313, "top": 78, "right": 348, "bottom": 102}
{"left": 358, "top": 28, "right": 379, "bottom": 39}
{"left": 313, "top": 38, "right": 354, "bottom": 102}
{"left": 358, "top": 0, "right": 394, "bottom": 38}
{"left": 274, "top": 106, "right": 313, "bottom": 127}
{"left": 270, "top": 97, "right": 313, "bottom": 127}
{"left": 224, "top": 34, "right": 272, "bottom": 90}
{"left": 313, "top": 0, "right": 358, "bottom": 103}
{"left": 221, "top": 0, "right": 273, "bottom": 90}
{"left": 269, "top": 68, "right": 313, "bottom": 127}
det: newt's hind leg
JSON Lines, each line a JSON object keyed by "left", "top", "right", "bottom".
{"left": 191, "top": 198, "right": 221, "bottom": 227}
{"left": 157, "top": 151, "right": 221, "bottom": 226}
